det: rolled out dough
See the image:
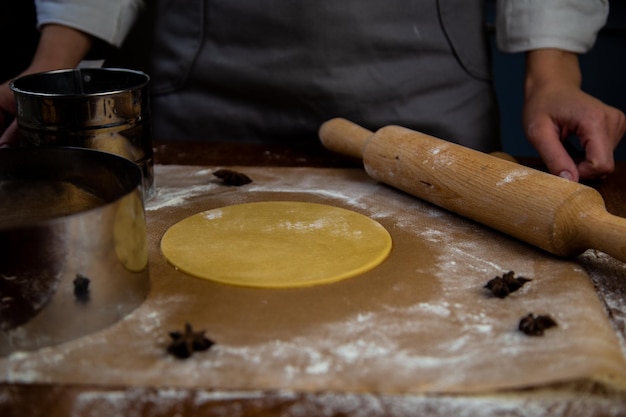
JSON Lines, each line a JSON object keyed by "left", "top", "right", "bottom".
{"left": 160, "top": 201, "right": 392, "bottom": 288}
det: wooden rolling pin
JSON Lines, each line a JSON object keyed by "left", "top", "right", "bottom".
{"left": 319, "top": 118, "right": 626, "bottom": 263}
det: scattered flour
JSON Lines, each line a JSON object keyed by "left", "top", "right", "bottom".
{"left": 147, "top": 183, "right": 219, "bottom": 211}
{"left": 203, "top": 209, "right": 223, "bottom": 220}
{"left": 496, "top": 170, "right": 530, "bottom": 186}
{"left": 53, "top": 387, "right": 626, "bottom": 417}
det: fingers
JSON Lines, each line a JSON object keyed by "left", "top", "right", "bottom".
{"left": 0, "top": 80, "right": 17, "bottom": 141}
{"left": 0, "top": 111, "right": 8, "bottom": 135}
{"left": 525, "top": 87, "right": 626, "bottom": 182}
{"left": 576, "top": 106, "right": 626, "bottom": 180}
{"left": 576, "top": 134, "right": 615, "bottom": 180}
{"left": 0, "top": 82, "right": 19, "bottom": 148}
{"left": 525, "top": 117, "right": 580, "bottom": 182}
{"left": 0, "top": 120, "right": 20, "bottom": 148}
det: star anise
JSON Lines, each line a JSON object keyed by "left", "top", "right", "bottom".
{"left": 73, "top": 274, "right": 91, "bottom": 303}
{"left": 485, "top": 271, "right": 532, "bottom": 298}
{"left": 518, "top": 313, "right": 557, "bottom": 336}
{"left": 167, "top": 323, "right": 215, "bottom": 359}
{"left": 213, "top": 169, "right": 252, "bottom": 186}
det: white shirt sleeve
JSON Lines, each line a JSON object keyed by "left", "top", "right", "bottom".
{"left": 35, "top": 0, "right": 144, "bottom": 48}
{"left": 496, "top": 0, "right": 609, "bottom": 53}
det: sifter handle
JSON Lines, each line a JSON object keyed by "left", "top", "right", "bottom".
{"left": 577, "top": 204, "right": 626, "bottom": 263}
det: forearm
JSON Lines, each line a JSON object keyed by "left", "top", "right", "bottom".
{"left": 524, "top": 49, "right": 581, "bottom": 97}
{"left": 25, "top": 24, "right": 93, "bottom": 74}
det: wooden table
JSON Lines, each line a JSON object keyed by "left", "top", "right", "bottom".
{"left": 2, "top": 140, "right": 626, "bottom": 417}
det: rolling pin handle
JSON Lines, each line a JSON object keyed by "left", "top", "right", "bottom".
{"left": 319, "top": 118, "right": 372, "bottom": 160}
{"left": 578, "top": 205, "right": 626, "bottom": 263}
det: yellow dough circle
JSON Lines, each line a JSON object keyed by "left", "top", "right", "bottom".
{"left": 160, "top": 201, "right": 392, "bottom": 288}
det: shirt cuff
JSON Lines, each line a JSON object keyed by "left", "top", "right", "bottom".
{"left": 496, "top": 0, "right": 609, "bottom": 54}
{"left": 35, "top": 0, "right": 144, "bottom": 47}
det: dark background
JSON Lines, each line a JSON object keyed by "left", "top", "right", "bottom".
{"left": 0, "top": 1, "right": 39, "bottom": 82}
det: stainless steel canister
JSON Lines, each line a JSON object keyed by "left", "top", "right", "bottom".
{"left": 10, "top": 68, "right": 154, "bottom": 196}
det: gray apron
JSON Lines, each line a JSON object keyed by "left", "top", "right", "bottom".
{"left": 149, "top": 0, "right": 500, "bottom": 151}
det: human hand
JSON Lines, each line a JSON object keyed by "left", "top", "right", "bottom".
{"left": 523, "top": 50, "right": 626, "bottom": 182}
{"left": 0, "top": 79, "right": 19, "bottom": 147}
{"left": 0, "top": 24, "right": 95, "bottom": 147}
{"left": 524, "top": 83, "right": 626, "bottom": 182}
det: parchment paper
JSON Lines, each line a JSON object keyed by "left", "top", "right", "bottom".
{"left": 1, "top": 165, "right": 625, "bottom": 395}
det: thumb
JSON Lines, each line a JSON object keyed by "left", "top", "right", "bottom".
{"left": 526, "top": 118, "right": 579, "bottom": 182}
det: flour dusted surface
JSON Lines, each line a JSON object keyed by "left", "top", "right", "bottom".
{"left": 1, "top": 166, "right": 625, "bottom": 399}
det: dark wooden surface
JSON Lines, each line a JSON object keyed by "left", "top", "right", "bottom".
{"left": 153, "top": 140, "right": 363, "bottom": 168}
{"left": 2, "top": 140, "right": 626, "bottom": 417}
